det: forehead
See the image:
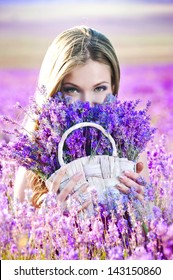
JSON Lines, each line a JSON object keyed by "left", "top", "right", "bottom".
{"left": 63, "top": 59, "right": 111, "bottom": 84}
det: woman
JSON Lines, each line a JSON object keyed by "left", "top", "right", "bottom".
{"left": 14, "top": 26, "right": 147, "bottom": 209}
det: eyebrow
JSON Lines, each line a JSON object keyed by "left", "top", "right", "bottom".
{"left": 62, "top": 82, "right": 110, "bottom": 87}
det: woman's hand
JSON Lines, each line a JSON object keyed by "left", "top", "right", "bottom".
{"left": 45, "top": 167, "right": 91, "bottom": 212}
{"left": 116, "top": 162, "right": 146, "bottom": 201}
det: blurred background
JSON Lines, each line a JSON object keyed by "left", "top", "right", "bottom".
{"left": 0, "top": 0, "right": 173, "bottom": 149}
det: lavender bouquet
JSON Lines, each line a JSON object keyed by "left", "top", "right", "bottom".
{"left": 0, "top": 90, "right": 155, "bottom": 181}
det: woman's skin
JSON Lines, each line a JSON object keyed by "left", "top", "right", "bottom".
{"left": 62, "top": 59, "right": 112, "bottom": 104}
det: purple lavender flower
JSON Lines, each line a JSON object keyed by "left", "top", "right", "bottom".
{"left": 152, "top": 206, "right": 162, "bottom": 219}
{"left": 156, "top": 219, "right": 168, "bottom": 237}
{"left": 162, "top": 224, "right": 173, "bottom": 259}
{"left": 108, "top": 246, "right": 123, "bottom": 260}
{"left": 128, "top": 246, "right": 153, "bottom": 260}
{"left": 0, "top": 92, "right": 156, "bottom": 180}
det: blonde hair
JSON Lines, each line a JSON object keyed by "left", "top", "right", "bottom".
{"left": 29, "top": 26, "right": 120, "bottom": 206}
{"left": 38, "top": 25, "right": 120, "bottom": 100}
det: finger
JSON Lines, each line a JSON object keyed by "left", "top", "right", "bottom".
{"left": 116, "top": 183, "right": 130, "bottom": 194}
{"left": 57, "top": 173, "right": 83, "bottom": 202}
{"left": 124, "top": 170, "right": 147, "bottom": 187}
{"left": 78, "top": 182, "right": 89, "bottom": 193}
{"left": 71, "top": 183, "right": 89, "bottom": 200}
{"left": 66, "top": 193, "right": 91, "bottom": 212}
{"left": 77, "top": 199, "right": 92, "bottom": 213}
{"left": 118, "top": 175, "right": 144, "bottom": 195}
{"left": 51, "top": 166, "right": 67, "bottom": 192}
{"left": 124, "top": 170, "right": 142, "bottom": 183}
{"left": 116, "top": 184, "right": 144, "bottom": 202}
{"left": 136, "top": 162, "right": 144, "bottom": 173}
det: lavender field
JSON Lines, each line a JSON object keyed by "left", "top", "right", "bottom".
{"left": 0, "top": 1, "right": 173, "bottom": 260}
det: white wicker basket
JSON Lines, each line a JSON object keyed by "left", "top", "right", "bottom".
{"left": 46, "top": 122, "right": 136, "bottom": 214}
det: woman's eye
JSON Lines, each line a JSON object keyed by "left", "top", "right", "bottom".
{"left": 62, "top": 87, "right": 79, "bottom": 95}
{"left": 94, "top": 86, "right": 107, "bottom": 93}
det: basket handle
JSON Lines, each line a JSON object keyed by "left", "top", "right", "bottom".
{"left": 58, "top": 122, "right": 117, "bottom": 166}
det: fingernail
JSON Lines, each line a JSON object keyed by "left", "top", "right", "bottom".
{"left": 74, "top": 172, "right": 83, "bottom": 179}
{"left": 81, "top": 182, "right": 89, "bottom": 188}
{"left": 116, "top": 184, "right": 122, "bottom": 188}
{"left": 119, "top": 175, "right": 126, "bottom": 181}
{"left": 124, "top": 170, "right": 131, "bottom": 176}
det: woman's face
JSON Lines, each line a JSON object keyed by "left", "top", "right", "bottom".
{"left": 61, "top": 59, "right": 112, "bottom": 105}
